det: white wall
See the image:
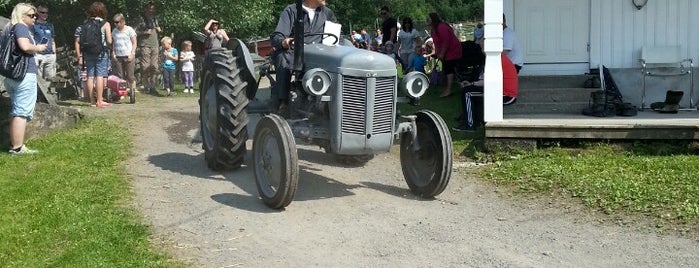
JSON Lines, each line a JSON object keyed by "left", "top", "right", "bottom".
{"left": 590, "top": 0, "right": 699, "bottom": 68}
{"left": 504, "top": 0, "right": 699, "bottom": 69}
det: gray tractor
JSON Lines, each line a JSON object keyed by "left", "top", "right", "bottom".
{"left": 199, "top": 2, "right": 453, "bottom": 209}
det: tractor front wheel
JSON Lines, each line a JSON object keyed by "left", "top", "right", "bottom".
{"left": 399, "top": 110, "right": 453, "bottom": 198}
{"left": 253, "top": 114, "right": 299, "bottom": 209}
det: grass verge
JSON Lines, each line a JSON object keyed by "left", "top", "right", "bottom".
{"left": 399, "top": 84, "right": 485, "bottom": 156}
{"left": 402, "top": 85, "right": 699, "bottom": 233}
{"left": 480, "top": 142, "right": 699, "bottom": 223}
{"left": 0, "top": 118, "right": 177, "bottom": 267}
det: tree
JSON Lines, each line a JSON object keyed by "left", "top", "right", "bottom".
{"left": 1, "top": 0, "right": 483, "bottom": 47}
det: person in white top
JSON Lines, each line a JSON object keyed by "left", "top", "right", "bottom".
{"left": 111, "top": 13, "right": 137, "bottom": 91}
{"left": 503, "top": 14, "right": 523, "bottom": 73}
{"left": 179, "top": 40, "right": 196, "bottom": 93}
{"left": 397, "top": 17, "right": 421, "bottom": 74}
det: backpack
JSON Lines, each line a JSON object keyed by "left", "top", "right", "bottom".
{"left": 80, "top": 19, "right": 106, "bottom": 56}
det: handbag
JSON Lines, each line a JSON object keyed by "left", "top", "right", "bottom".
{"left": 0, "top": 24, "right": 28, "bottom": 80}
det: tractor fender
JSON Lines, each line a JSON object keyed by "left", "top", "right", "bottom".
{"left": 227, "top": 39, "right": 258, "bottom": 98}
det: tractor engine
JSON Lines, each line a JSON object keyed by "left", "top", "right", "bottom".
{"left": 288, "top": 43, "right": 399, "bottom": 155}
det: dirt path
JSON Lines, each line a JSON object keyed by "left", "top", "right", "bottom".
{"left": 80, "top": 94, "right": 698, "bottom": 267}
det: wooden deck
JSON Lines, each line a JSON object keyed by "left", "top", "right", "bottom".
{"left": 486, "top": 110, "right": 699, "bottom": 140}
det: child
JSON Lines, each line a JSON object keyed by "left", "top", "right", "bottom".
{"left": 160, "top": 36, "right": 179, "bottom": 96}
{"left": 384, "top": 41, "right": 402, "bottom": 66}
{"left": 407, "top": 46, "right": 427, "bottom": 73}
{"left": 180, "top": 40, "right": 196, "bottom": 93}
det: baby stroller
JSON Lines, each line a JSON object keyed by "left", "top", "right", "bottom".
{"left": 105, "top": 74, "right": 135, "bottom": 104}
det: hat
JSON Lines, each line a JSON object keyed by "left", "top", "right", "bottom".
{"left": 385, "top": 41, "right": 394, "bottom": 47}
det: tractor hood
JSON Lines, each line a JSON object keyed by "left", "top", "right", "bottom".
{"left": 304, "top": 44, "right": 397, "bottom": 76}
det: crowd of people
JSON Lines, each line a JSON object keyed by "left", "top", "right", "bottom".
{"left": 2, "top": 0, "right": 522, "bottom": 155}
{"left": 1, "top": 1, "right": 217, "bottom": 155}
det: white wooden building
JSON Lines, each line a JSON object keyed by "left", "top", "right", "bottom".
{"left": 484, "top": 0, "right": 699, "bottom": 121}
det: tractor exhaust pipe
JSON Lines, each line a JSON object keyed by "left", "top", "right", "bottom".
{"left": 292, "top": 0, "right": 304, "bottom": 72}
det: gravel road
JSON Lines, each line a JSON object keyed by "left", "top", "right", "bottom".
{"left": 83, "top": 94, "right": 698, "bottom": 268}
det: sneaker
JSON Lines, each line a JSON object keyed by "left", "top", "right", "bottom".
{"left": 452, "top": 123, "right": 477, "bottom": 132}
{"left": 9, "top": 145, "right": 38, "bottom": 156}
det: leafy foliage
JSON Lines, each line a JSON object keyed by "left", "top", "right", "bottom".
{"left": 1, "top": 0, "right": 483, "bottom": 46}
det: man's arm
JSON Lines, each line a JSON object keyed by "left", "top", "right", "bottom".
{"left": 270, "top": 5, "right": 294, "bottom": 51}
{"left": 134, "top": 16, "right": 150, "bottom": 36}
{"left": 50, "top": 24, "right": 56, "bottom": 53}
{"left": 326, "top": 9, "right": 338, "bottom": 23}
{"left": 74, "top": 32, "right": 82, "bottom": 65}
{"left": 503, "top": 30, "right": 513, "bottom": 57}
{"left": 389, "top": 18, "right": 397, "bottom": 42}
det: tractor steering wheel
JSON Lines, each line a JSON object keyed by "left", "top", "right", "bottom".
{"left": 303, "top": 32, "right": 339, "bottom": 45}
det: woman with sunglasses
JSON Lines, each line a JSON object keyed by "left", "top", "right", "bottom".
{"left": 111, "top": 13, "right": 137, "bottom": 92}
{"left": 3, "top": 3, "right": 48, "bottom": 155}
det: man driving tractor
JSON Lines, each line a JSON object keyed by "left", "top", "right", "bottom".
{"left": 269, "top": 0, "right": 337, "bottom": 112}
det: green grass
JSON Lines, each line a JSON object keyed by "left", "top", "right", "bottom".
{"left": 0, "top": 119, "right": 177, "bottom": 267}
{"left": 481, "top": 142, "right": 699, "bottom": 223}
{"left": 403, "top": 85, "right": 699, "bottom": 230}
{"left": 399, "top": 84, "right": 485, "bottom": 157}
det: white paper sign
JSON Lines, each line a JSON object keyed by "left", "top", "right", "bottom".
{"left": 323, "top": 21, "right": 341, "bottom": 45}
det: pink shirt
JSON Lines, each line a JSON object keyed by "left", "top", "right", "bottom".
{"left": 430, "top": 22, "right": 462, "bottom": 61}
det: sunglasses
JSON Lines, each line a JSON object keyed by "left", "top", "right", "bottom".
{"left": 38, "top": 11, "right": 48, "bottom": 14}
{"left": 27, "top": 13, "right": 37, "bottom": 19}
{"left": 380, "top": 12, "right": 387, "bottom": 16}
{"left": 114, "top": 20, "right": 122, "bottom": 24}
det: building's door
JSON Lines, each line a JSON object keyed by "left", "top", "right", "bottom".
{"left": 514, "top": 0, "right": 590, "bottom": 65}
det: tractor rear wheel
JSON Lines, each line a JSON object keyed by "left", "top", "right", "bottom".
{"left": 199, "top": 48, "right": 250, "bottom": 171}
{"left": 400, "top": 110, "right": 453, "bottom": 198}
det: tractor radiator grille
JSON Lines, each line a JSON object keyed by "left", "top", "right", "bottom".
{"left": 373, "top": 77, "right": 395, "bottom": 134}
{"left": 341, "top": 75, "right": 395, "bottom": 135}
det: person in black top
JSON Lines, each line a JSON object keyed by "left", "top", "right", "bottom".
{"left": 379, "top": 6, "right": 397, "bottom": 48}
{"left": 269, "top": 0, "right": 338, "bottom": 110}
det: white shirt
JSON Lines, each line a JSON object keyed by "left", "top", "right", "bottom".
{"left": 112, "top": 26, "right": 136, "bottom": 57}
{"left": 303, "top": 5, "right": 316, "bottom": 21}
{"left": 181, "top": 51, "right": 195, "bottom": 72}
{"left": 503, "top": 27, "right": 523, "bottom": 66}
{"left": 397, "top": 29, "right": 419, "bottom": 54}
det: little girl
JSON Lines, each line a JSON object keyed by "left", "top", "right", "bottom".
{"left": 180, "top": 40, "right": 196, "bottom": 93}
{"left": 160, "top": 36, "right": 179, "bottom": 96}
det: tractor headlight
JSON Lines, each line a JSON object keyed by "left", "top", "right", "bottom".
{"left": 400, "top": 71, "right": 429, "bottom": 98}
{"left": 302, "top": 68, "right": 332, "bottom": 96}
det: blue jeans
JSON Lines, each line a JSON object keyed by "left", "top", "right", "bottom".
{"left": 3, "top": 73, "right": 38, "bottom": 121}
{"left": 85, "top": 54, "right": 110, "bottom": 78}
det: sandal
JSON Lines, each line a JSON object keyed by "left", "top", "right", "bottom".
{"left": 96, "top": 102, "right": 112, "bottom": 108}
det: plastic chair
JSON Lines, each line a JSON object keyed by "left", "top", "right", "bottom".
{"left": 640, "top": 46, "right": 694, "bottom": 109}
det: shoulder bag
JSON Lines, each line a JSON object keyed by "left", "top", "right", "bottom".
{"left": 0, "top": 24, "right": 29, "bottom": 80}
